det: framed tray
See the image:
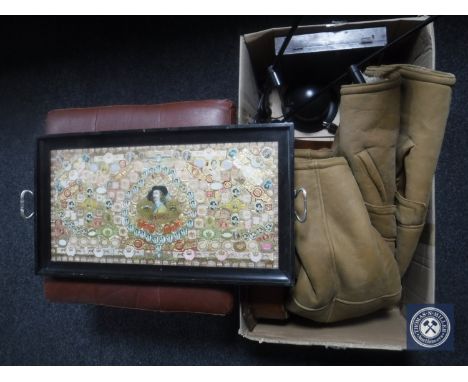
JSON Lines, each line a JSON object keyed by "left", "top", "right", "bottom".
{"left": 35, "top": 123, "right": 294, "bottom": 285}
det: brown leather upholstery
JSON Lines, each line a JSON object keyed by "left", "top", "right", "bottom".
{"left": 46, "top": 100, "right": 236, "bottom": 133}
{"left": 44, "top": 279, "right": 234, "bottom": 315}
{"left": 43, "top": 99, "right": 236, "bottom": 315}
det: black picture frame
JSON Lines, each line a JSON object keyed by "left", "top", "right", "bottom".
{"left": 35, "top": 123, "right": 294, "bottom": 286}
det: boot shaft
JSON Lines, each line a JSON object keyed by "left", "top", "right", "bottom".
{"left": 365, "top": 64, "right": 456, "bottom": 276}
{"left": 365, "top": 64, "right": 456, "bottom": 204}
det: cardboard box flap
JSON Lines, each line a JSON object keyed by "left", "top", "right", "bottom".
{"left": 239, "top": 307, "right": 407, "bottom": 350}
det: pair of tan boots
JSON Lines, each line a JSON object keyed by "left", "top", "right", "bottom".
{"left": 288, "top": 65, "right": 456, "bottom": 323}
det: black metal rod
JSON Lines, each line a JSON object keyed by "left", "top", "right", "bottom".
{"left": 272, "top": 16, "right": 304, "bottom": 71}
{"left": 254, "top": 16, "right": 303, "bottom": 122}
{"left": 349, "top": 64, "right": 366, "bottom": 84}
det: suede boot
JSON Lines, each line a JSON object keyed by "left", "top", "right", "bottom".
{"left": 365, "top": 65, "right": 456, "bottom": 276}
{"left": 333, "top": 70, "right": 401, "bottom": 249}
{"left": 286, "top": 149, "right": 401, "bottom": 323}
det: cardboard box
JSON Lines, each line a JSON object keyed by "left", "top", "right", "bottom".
{"left": 237, "top": 17, "right": 436, "bottom": 350}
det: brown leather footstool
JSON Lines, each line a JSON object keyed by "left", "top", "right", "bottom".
{"left": 43, "top": 100, "right": 236, "bottom": 315}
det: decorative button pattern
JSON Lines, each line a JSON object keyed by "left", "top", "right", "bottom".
{"left": 49, "top": 142, "right": 279, "bottom": 269}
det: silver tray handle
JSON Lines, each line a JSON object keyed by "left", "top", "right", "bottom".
{"left": 294, "top": 187, "right": 307, "bottom": 223}
{"left": 20, "top": 189, "right": 34, "bottom": 220}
